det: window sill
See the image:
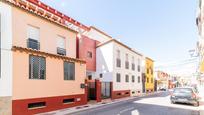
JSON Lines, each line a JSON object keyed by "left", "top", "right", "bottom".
{"left": 63, "top": 102, "right": 74, "bottom": 105}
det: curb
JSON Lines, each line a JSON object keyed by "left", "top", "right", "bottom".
{"left": 37, "top": 91, "right": 162, "bottom": 115}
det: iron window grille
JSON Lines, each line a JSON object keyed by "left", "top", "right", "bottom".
{"left": 29, "top": 55, "right": 46, "bottom": 79}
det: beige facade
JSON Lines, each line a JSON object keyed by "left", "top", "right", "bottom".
{"left": 0, "top": 0, "right": 87, "bottom": 114}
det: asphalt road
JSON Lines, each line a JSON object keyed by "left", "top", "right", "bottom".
{"left": 71, "top": 92, "right": 201, "bottom": 115}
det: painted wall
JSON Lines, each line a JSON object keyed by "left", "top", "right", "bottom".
{"left": 96, "top": 42, "right": 113, "bottom": 82}
{"left": 96, "top": 41, "right": 143, "bottom": 96}
{"left": 145, "top": 58, "right": 154, "bottom": 91}
{"left": 12, "top": 6, "right": 77, "bottom": 58}
{"left": 0, "top": 2, "right": 13, "bottom": 97}
{"left": 77, "top": 35, "right": 96, "bottom": 72}
{"left": 200, "top": 60, "right": 204, "bottom": 73}
{"left": 113, "top": 42, "right": 143, "bottom": 95}
{"left": 12, "top": 51, "right": 86, "bottom": 100}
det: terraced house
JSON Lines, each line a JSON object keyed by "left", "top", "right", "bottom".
{"left": 145, "top": 57, "right": 154, "bottom": 92}
{"left": 0, "top": 0, "right": 88, "bottom": 114}
{"left": 96, "top": 39, "right": 143, "bottom": 99}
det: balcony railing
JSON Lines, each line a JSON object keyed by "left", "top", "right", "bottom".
{"left": 27, "top": 38, "right": 40, "bottom": 50}
{"left": 57, "top": 47, "right": 66, "bottom": 56}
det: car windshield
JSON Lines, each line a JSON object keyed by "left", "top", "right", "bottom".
{"left": 173, "top": 88, "right": 192, "bottom": 94}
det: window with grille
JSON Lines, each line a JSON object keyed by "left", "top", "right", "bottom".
{"left": 29, "top": 55, "right": 46, "bottom": 79}
{"left": 116, "top": 73, "right": 121, "bottom": 82}
{"left": 151, "top": 78, "right": 153, "bottom": 83}
{"left": 64, "top": 61, "right": 75, "bottom": 80}
{"left": 125, "top": 75, "right": 129, "bottom": 82}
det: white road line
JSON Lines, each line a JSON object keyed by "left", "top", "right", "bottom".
{"left": 119, "top": 107, "right": 135, "bottom": 114}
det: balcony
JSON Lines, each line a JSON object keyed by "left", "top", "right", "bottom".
{"left": 27, "top": 38, "right": 40, "bottom": 50}
{"left": 57, "top": 47, "right": 66, "bottom": 56}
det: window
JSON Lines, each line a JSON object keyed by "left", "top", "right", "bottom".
{"left": 151, "top": 78, "right": 153, "bottom": 83}
{"left": 126, "top": 54, "right": 129, "bottom": 61}
{"left": 87, "top": 51, "right": 92, "bottom": 58}
{"left": 28, "top": 102, "right": 46, "bottom": 109}
{"left": 63, "top": 98, "right": 75, "bottom": 104}
{"left": 116, "top": 50, "right": 121, "bottom": 67}
{"left": 125, "top": 61, "right": 129, "bottom": 69}
{"left": 138, "top": 65, "right": 140, "bottom": 72}
{"left": 125, "top": 75, "right": 129, "bottom": 82}
{"left": 29, "top": 55, "right": 46, "bottom": 79}
{"left": 132, "top": 75, "right": 135, "bottom": 82}
{"left": 116, "top": 58, "right": 121, "bottom": 67}
{"left": 27, "top": 25, "right": 40, "bottom": 50}
{"left": 151, "top": 67, "right": 153, "bottom": 75}
{"left": 132, "top": 56, "right": 135, "bottom": 70}
{"left": 57, "top": 36, "right": 66, "bottom": 55}
{"left": 64, "top": 62, "right": 75, "bottom": 80}
{"left": 147, "top": 68, "right": 149, "bottom": 74}
{"left": 99, "top": 73, "right": 103, "bottom": 78}
{"left": 116, "top": 73, "right": 121, "bottom": 82}
{"left": 116, "top": 50, "right": 120, "bottom": 59}
{"left": 138, "top": 76, "right": 141, "bottom": 83}
{"left": 125, "top": 54, "right": 129, "bottom": 69}
{"left": 147, "top": 77, "right": 149, "bottom": 83}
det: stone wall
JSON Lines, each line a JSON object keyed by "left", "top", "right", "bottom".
{"left": 0, "top": 97, "right": 12, "bottom": 115}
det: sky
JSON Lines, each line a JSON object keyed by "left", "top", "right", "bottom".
{"left": 41, "top": 0, "right": 198, "bottom": 76}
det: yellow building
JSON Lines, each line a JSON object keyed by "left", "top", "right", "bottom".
{"left": 200, "top": 60, "right": 204, "bottom": 73}
{"left": 145, "top": 57, "right": 154, "bottom": 92}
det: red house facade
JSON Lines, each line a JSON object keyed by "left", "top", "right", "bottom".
{"left": 77, "top": 35, "right": 98, "bottom": 79}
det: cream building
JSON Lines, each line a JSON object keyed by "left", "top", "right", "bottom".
{"left": 95, "top": 39, "right": 143, "bottom": 99}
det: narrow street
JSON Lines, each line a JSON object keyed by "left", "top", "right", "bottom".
{"left": 71, "top": 92, "right": 201, "bottom": 115}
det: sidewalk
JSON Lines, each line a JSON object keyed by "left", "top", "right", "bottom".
{"left": 37, "top": 92, "right": 160, "bottom": 115}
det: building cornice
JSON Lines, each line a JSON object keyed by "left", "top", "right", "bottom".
{"left": 3, "top": 0, "right": 90, "bottom": 33}
{"left": 97, "top": 39, "right": 143, "bottom": 56}
{"left": 12, "top": 46, "right": 86, "bottom": 64}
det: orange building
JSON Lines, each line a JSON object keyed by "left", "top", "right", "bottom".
{"left": 0, "top": 0, "right": 88, "bottom": 114}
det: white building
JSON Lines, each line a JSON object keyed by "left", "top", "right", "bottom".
{"left": 95, "top": 39, "right": 143, "bottom": 99}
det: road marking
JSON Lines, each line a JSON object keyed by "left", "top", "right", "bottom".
{"left": 119, "top": 107, "right": 135, "bottom": 114}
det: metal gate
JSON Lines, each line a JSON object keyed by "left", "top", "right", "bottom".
{"left": 101, "top": 82, "right": 111, "bottom": 99}
{"left": 88, "top": 82, "right": 96, "bottom": 100}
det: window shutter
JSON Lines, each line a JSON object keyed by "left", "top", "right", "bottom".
{"left": 28, "top": 25, "right": 39, "bottom": 41}
{"left": 57, "top": 36, "right": 65, "bottom": 48}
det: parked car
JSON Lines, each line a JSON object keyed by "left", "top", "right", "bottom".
{"left": 170, "top": 87, "right": 200, "bottom": 106}
{"left": 159, "top": 88, "right": 167, "bottom": 91}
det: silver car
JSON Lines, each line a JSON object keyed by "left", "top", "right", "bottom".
{"left": 170, "top": 87, "right": 200, "bottom": 106}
